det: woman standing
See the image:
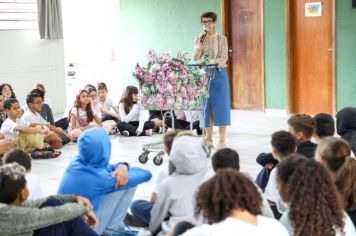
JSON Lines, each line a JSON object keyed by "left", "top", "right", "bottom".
{"left": 193, "top": 12, "right": 230, "bottom": 149}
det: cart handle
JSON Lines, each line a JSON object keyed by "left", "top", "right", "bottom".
{"left": 187, "top": 63, "right": 219, "bottom": 67}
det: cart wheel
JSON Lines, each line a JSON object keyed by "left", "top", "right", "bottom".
{"left": 153, "top": 154, "right": 163, "bottom": 166}
{"left": 138, "top": 152, "right": 149, "bottom": 164}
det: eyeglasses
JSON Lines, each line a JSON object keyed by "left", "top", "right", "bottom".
{"left": 201, "top": 19, "right": 214, "bottom": 25}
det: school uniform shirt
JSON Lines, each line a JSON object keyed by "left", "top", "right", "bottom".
{"left": 92, "top": 103, "right": 102, "bottom": 119}
{"left": 181, "top": 216, "right": 288, "bottom": 236}
{"left": 264, "top": 168, "right": 289, "bottom": 214}
{"left": 22, "top": 104, "right": 54, "bottom": 125}
{"left": 26, "top": 173, "right": 44, "bottom": 200}
{"left": 0, "top": 118, "right": 30, "bottom": 140}
{"left": 70, "top": 107, "right": 96, "bottom": 128}
{"left": 280, "top": 211, "right": 356, "bottom": 236}
{"left": 22, "top": 110, "right": 48, "bottom": 125}
{"left": 98, "top": 96, "right": 116, "bottom": 118}
{"left": 119, "top": 103, "right": 147, "bottom": 132}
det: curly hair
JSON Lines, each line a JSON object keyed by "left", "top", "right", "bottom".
{"left": 195, "top": 168, "right": 262, "bottom": 224}
{"left": 287, "top": 114, "right": 315, "bottom": 139}
{"left": 278, "top": 159, "right": 345, "bottom": 236}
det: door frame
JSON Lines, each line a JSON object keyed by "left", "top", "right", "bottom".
{"left": 285, "top": 0, "right": 336, "bottom": 114}
{"left": 221, "top": 0, "right": 265, "bottom": 111}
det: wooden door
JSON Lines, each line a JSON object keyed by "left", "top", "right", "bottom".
{"left": 227, "top": 0, "right": 264, "bottom": 110}
{"left": 287, "top": 0, "right": 335, "bottom": 114}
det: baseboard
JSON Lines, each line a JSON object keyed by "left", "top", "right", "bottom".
{"left": 265, "top": 109, "right": 288, "bottom": 116}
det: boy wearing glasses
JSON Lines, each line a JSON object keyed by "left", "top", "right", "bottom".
{"left": 22, "top": 93, "right": 69, "bottom": 152}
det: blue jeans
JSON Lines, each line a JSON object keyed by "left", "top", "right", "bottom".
{"left": 94, "top": 187, "right": 136, "bottom": 235}
{"left": 34, "top": 197, "right": 98, "bottom": 236}
{"left": 130, "top": 199, "right": 154, "bottom": 225}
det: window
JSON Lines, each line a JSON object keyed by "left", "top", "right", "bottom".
{"left": 0, "top": 0, "right": 38, "bottom": 30}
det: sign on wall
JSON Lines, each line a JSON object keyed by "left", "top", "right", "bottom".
{"left": 305, "top": 2, "right": 322, "bottom": 17}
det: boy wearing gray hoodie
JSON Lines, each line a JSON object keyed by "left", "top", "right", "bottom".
{"left": 149, "top": 135, "right": 213, "bottom": 235}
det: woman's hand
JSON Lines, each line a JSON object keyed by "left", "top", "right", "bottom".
{"left": 112, "top": 164, "right": 128, "bottom": 188}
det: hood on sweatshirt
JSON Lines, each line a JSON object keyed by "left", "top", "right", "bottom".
{"left": 169, "top": 135, "right": 208, "bottom": 175}
{"left": 336, "top": 107, "right": 356, "bottom": 136}
{"left": 77, "top": 127, "right": 111, "bottom": 167}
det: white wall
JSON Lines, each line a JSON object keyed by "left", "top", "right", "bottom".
{"left": 62, "top": 0, "right": 123, "bottom": 108}
{"left": 0, "top": 30, "right": 66, "bottom": 114}
{"left": 0, "top": 0, "right": 123, "bottom": 115}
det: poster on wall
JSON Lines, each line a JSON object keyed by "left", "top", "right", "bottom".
{"left": 305, "top": 2, "right": 322, "bottom": 17}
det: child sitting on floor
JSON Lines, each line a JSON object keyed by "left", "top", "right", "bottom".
{"left": 256, "top": 114, "right": 316, "bottom": 191}
{"left": 68, "top": 90, "right": 102, "bottom": 141}
{"left": 117, "top": 86, "right": 154, "bottom": 136}
{"left": 97, "top": 82, "right": 120, "bottom": 122}
{"left": 263, "top": 131, "right": 297, "bottom": 219}
{"left": 22, "top": 92, "right": 70, "bottom": 151}
{"left": 313, "top": 112, "right": 335, "bottom": 143}
{"left": 0, "top": 98, "right": 52, "bottom": 159}
{"left": 4, "top": 149, "right": 43, "bottom": 200}
{"left": 0, "top": 162, "right": 99, "bottom": 236}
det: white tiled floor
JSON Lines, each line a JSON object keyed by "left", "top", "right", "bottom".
{"left": 34, "top": 110, "right": 290, "bottom": 200}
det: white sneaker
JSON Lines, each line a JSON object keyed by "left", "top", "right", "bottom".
{"left": 121, "top": 130, "right": 130, "bottom": 137}
{"left": 109, "top": 127, "right": 118, "bottom": 135}
{"left": 145, "top": 129, "right": 153, "bottom": 136}
{"left": 137, "top": 228, "right": 152, "bottom": 236}
{"left": 217, "top": 141, "right": 226, "bottom": 149}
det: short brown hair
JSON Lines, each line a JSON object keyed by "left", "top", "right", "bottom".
{"left": 97, "top": 82, "right": 108, "bottom": 91}
{"left": 288, "top": 114, "right": 315, "bottom": 139}
{"left": 195, "top": 168, "right": 262, "bottom": 224}
{"left": 162, "top": 130, "right": 181, "bottom": 155}
{"left": 316, "top": 137, "right": 351, "bottom": 172}
{"left": 200, "top": 12, "right": 217, "bottom": 23}
{"left": 316, "top": 137, "right": 356, "bottom": 211}
{"left": 271, "top": 130, "right": 297, "bottom": 158}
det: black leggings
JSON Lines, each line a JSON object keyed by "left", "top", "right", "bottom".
{"left": 117, "top": 121, "right": 155, "bottom": 136}
{"left": 165, "top": 118, "right": 202, "bottom": 134}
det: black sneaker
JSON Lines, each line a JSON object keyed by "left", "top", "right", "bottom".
{"left": 60, "top": 136, "right": 71, "bottom": 145}
{"left": 121, "top": 130, "right": 130, "bottom": 137}
{"left": 124, "top": 213, "right": 148, "bottom": 227}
